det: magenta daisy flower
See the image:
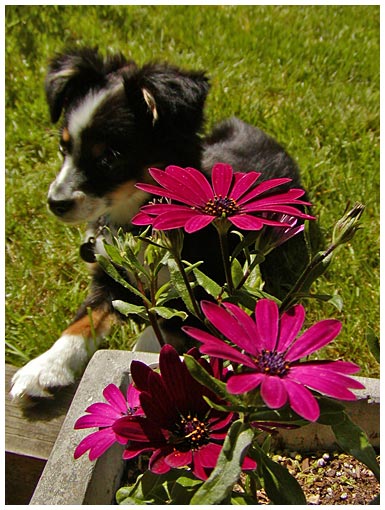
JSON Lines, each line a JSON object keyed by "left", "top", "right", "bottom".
{"left": 183, "top": 299, "right": 365, "bottom": 422}
{"left": 132, "top": 163, "right": 314, "bottom": 233}
{"left": 112, "top": 345, "right": 256, "bottom": 480}
{"left": 74, "top": 383, "right": 143, "bottom": 461}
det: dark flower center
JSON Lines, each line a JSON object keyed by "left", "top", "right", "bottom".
{"left": 203, "top": 195, "right": 240, "bottom": 217}
{"left": 171, "top": 414, "right": 210, "bottom": 451}
{"left": 254, "top": 349, "right": 290, "bottom": 377}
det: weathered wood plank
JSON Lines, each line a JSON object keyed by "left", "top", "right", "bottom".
{"left": 5, "top": 452, "right": 46, "bottom": 505}
{"left": 5, "top": 364, "right": 78, "bottom": 459}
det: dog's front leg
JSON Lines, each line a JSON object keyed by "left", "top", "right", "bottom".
{"left": 10, "top": 304, "right": 114, "bottom": 403}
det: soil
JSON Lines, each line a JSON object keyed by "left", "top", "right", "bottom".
{"left": 123, "top": 450, "right": 380, "bottom": 505}
{"left": 254, "top": 450, "right": 380, "bottom": 505}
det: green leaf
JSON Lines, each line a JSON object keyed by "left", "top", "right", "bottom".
{"left": 184, "top": 354, "right": 239, "bottom": 405}
{"left": 190, "top": 420, "right": 254, "bottom": 505}
{"left": 169, "top": 473, "right": 203, "bottom": 504}
{"left": 167, "top": 258, "right": 195, "bottom": 314}
{"left": 202, "top": 395, "right": 251, "bottom": 415}
{"left": 248, "top": 405, "right": 308, "bottom": 428}
{"left": 104, "top": 238, "right": 149, "bottom": 279}
{"left": 330, "top": 411, "right": 380, "bottom": 481}
{"left": 366, "top": 327, "right": 380, "bottom": 363}
{"left": 317, "top": 395, "right": 347, "bottom": 419}
{"left": 231, "top": 258, "right": 244, "bottom": 288}
{"left": 112, "top": 300, "right": 148, "bottom": 321}
{"left": 116, "top": 469, "right": 202, "bottom": 505}
{"left": 149, "top": 306, "right": 188, "bottom": 321}
{"left": 249, "top": 444, "right": 306, "bottom": 505}
{"left": 230, "top": 492, "right": 259, "bottom": 505}
{"left": 192, "top": 266, "right": 224, "bottom": 299}
{"left": 96, "top": 254, "right": 150, "bottom": 305}
{"left": 103, "top": 242, "right": 126, "bottom": 265}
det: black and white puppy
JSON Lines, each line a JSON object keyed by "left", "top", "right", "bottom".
{"left": 11, "top": 47, "right": 307, "bottom": 401}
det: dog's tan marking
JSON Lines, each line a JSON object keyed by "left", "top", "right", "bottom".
{"left": 62, "top": 127, "right": 71, "bottom": 142}
{"left": 64, "top": 307, "right": 115, "bottom": 338}
{"left": 107, "top": 180, "right": 137, "bottom": 202}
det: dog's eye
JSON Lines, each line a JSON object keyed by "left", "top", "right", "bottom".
{"left": 96, "top": 148, "right": 121, "bottom": 169}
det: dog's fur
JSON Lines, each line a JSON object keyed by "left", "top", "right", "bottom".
{"left": 11, "top": 47, "right": 309, "bottom": 402}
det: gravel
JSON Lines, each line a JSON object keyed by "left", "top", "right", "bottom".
{"left": 255, "top": 450, "right": 380, "bottom": 505}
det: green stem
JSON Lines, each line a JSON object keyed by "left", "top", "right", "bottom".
{"left": 216, "top": 222, "right": 234, "bottom": 294}
{"left": 172, "top": 250, "right": 206, "bottom": 323}
{"left": 279, "top": 243, "right": 337, "bottom": 312}
{"left": 136, "top": 277, "right": 165, "bottom": 347}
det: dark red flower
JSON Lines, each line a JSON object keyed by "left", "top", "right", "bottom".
{"left": 113, "top": 345, "right": 256, "bottom": 480}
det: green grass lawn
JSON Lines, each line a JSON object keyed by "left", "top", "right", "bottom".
{"left": 5, "top": 5, "right": 379, "bottom": 376}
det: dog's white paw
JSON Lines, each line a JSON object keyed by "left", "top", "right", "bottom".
{"left": 10, "top": 334, "right": 95, "bottom": 402}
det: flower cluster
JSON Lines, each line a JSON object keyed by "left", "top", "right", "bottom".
{"left": 73, "top": 163, "right": 369, "bottom": 505}
{"left": 75, "top": 345, "right": 256, "bottom": 480}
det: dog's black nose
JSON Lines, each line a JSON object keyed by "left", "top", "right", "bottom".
{"left": 48, "top": 198, "right": 74, "bottom": 217}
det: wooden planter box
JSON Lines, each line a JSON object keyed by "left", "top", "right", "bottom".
{"left": 26, "top": 350, "right": 379, "bottom": 505}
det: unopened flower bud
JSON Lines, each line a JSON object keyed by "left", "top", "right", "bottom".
{"left": 332, "top": 202, "right": 365, "bottom": 247}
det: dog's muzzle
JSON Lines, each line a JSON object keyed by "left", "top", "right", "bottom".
{"left": 47, "top": 197, "right": 76, "bottom": 217}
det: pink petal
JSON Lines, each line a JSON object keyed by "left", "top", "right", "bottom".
{"left": 167, "top": 165, "right": 213, "bottom": 202}
{"left": 74, "top": 413, "right": 116, "bottom": 429}
{"left": 223, "top": 302, "right": 260, "bottom": 355}
{"left": 211, "top": 163, "right": 234, "bottom": 196}
{"left": 103, "top": 384, "right": 127, "bottom": 414}
{"left": 255, "top": 299, "right": 279, "bottom": 351}
{"left": 152, "top": 210, "right": 203, "bottom": 230}
{"left": 276, "top": 304, "right": 306, "bottom": 352}
{"left": 200, "top": 301, "right": 258, "bottom": 353}
{"left": 237, "top": 178, "right": 293, "bottom": 204}
{"left": 229, "top": 214, "right": 264, "bottom": 230}
{"left": 297, "top": 360, "right": 362, "bottom": 375}
{"left": 135, "top": 182, "right": 198, "bottom": 205}
{"left": 285, "top": 319, "right": 342, "bottom": 361}
{"left": 185, "top": 329, "right": 255, "bottom": 368}
{"left": 243, "top": 203, "right": 315, "bottom": 220}
{"left": 165, "top": 449, "right": 192, "bottom": 468}
{"left": 74, "top": 427, "right": 117, "bottom": 460}
{"left": 150, "top": 167, "right": 207, "bottom": 206}
{"left": 242, "top": 456, "right": 257, "bottom": 470}
{"left": 139, "top": 203, "right": 197, "bottom": 214}
{"left": 260, "top": 376, "right": 288, "bottom": 409}
{"left": 123, "top": 445, "right": 154, "bottom": 460}
{"left": 288, "top": 366, "right": 361, "bottom": 400}
{"left": 227, "top": 372, "right": 265, "bottom": 394}
{"left": 131, "top": 211, "right": 154, "bottom": 225}
{"left": 83, "top": 402, "right": 122, "bottom": 420}
{"left": 230, "top": 172, "right": 261, "bottom": 200}
{"left": 126, "top": 383, "right": 142, "bottom": 410}
{"left": 185, "top": 214, "right": 215, "bottom": 233}
{"left": 284, "top": 379, "right": 320, "bottom": 421}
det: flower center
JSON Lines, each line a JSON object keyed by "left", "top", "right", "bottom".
{"left": 203, "top": 195, "right": 240, "bottom": 217}
{"left": 171, "top": 414, "right": 210, "bottom": 451}
{"left": 254, "top": 349, "right": 290, "bottom": 377}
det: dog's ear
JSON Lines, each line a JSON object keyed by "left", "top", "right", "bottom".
{"left": 45, "top": 47, "right": 132, "bottom": 123}
{"left": 123, "top": 64, "right": 210, "bottom": 132}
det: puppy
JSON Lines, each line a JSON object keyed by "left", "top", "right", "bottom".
{"left": 11, "top": 47, "right": 308, "bottom": 402}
